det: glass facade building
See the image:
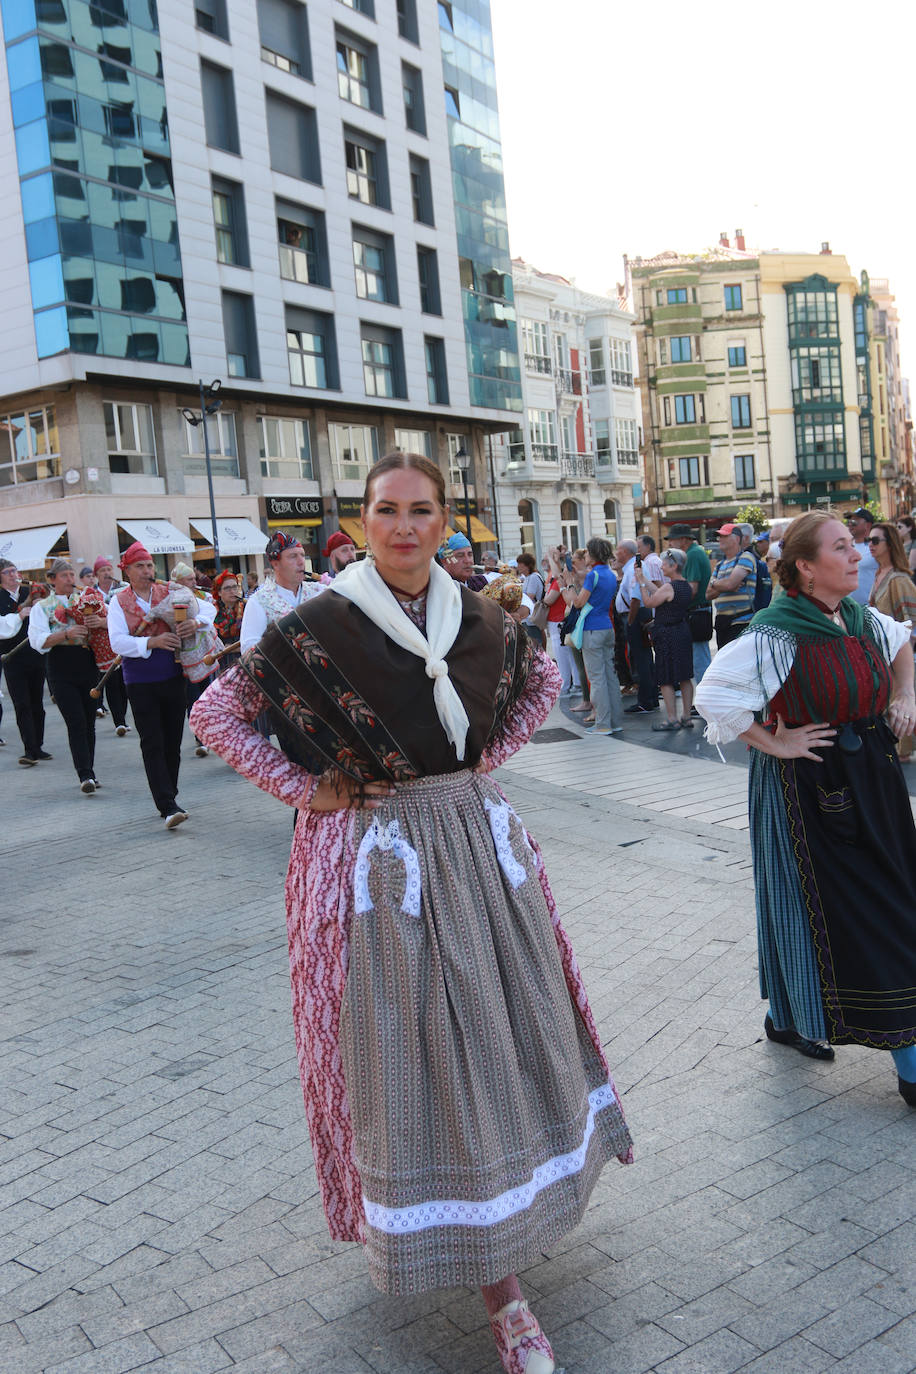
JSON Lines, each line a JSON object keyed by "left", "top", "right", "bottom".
{"left": 438, "top": 0, "right": 521, "bottom": 412}
{"left": 3, "top": 0, "right": 190, "bottom": 365}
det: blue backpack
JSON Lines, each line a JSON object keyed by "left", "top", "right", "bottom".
{"left": 752, "top": 552, "right": 772, "bottom": 610}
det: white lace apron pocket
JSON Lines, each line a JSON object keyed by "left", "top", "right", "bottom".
{"left": 353, "top": 818, "right": 422, "bottom": 918}
{"left": 484, "top": 798, "right": 535, "bottom": 890}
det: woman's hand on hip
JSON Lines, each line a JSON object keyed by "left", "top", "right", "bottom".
{"left": 888, "top": 692, "right": 916, "bottom": 739}
{"left": 306, "top": 769, "right": 394, "bottom": 812}
{"left": 773, "top": 715, "right": 836, "bottom": 761}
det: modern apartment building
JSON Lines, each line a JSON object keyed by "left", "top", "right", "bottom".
{"left": 0, "top": 0, "right": 518, "bottom": 574}
{"left": 489, "top": 259, "right": 641, "bottom": 562}
{"left": 630, "top": 235, "right": 910, "bottom": 542}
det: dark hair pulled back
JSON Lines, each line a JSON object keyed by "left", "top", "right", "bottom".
{"left": 363, "top": 451, "right": 446, "bottom": 509}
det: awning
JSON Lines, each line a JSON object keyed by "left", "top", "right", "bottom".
{"left": 338, "top": 517, "right": 366, "bottom": 548}
{"left": 448, "top": 516, "right": 499, "bottom": 544}
{"left": 268, "top": 518, "right": 322, "bottom": 528}
{"left": 0, "top": 524, "right": 66, "bottom": 570}
{"left": 118, "top": 519, "right": 193, "bottom": 555}
{"left": 189, "top": 517, "right": 268, "bottom": 555}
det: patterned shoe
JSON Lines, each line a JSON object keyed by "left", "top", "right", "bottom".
{"left": 490, "top": 1300, "right": 556, "bottom": 1374}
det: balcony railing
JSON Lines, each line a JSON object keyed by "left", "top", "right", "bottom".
{"left": 555, "top": 368, "right": 582, "bottom": 396}
{"left": 532, "top": 442, "right": 558, "bottom": 462}
{"left": 524, "top": 352, "right": 552, "bottom": 375}
{"left": 617, "top": 449, "right": 640, "bottom": 466}
{"left": 611, "top": 369, "right": 634, "bottom": 387}
{"left": 560, "top": 452, "right": 594, "bottom": 478}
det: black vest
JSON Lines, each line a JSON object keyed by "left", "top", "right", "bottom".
{"left": 0, "top": 585, "right": 29, "bottom": 651}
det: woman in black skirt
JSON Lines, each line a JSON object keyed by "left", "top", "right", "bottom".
{"left": 635, "top": 547, "right": 694, "bottom": 729}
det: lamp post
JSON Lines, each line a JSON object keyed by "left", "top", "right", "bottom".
{"left": 453, "top": 444, "right": 473, "bottom": 543}
{"left": 181, "top": 379, "right": 223, "bottom": 573}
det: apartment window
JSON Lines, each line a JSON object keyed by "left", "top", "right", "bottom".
{"left": 724, "top": 283, "right": 743, "bottom": 311}
{"left": 669, "top": 335, "right": 691, "bottom": 363}
{"left": 258, "top": 415, "right": 313, "bottom": 480}
{"left": 286, "top": 306, "right": 337, "bottom": 388}
{"left": 361, "top": 323, "right": 405, "bottom": 398}
{"left": 103, "top": 401, "right": 156, "bottom": 476}
{"left": 211, "top": 177, "right": 248, "bottom": 267}
{"left": 330, "top": 421, "right": 378, "bottom": 481}
{"left": 588, "top": 339, "right": 605, "bottom": 386}
{"left": 200, "top": 60, "right": 239, "bottom": 154}
{"left": 277, "top": 202, "right": 329, "bottom": 286}
{"left": 395, "top": 428, "right": 432, "bottom": 458}
{"left": 445, "top": 432, "right": 468, "bottom": 481}
{"left": 408, "top": 153, "right": 433, "bottom": 224}
{"left": 528, "top": 408, "right": 557, "bottom": 460}
{"left": 425, "top": 336, "right": 448, "bottom": 404}
{"left": 518, "top": 497, "right": 538, "bottom": 556}
{"left": 221, "top": 291, "right": 259, "bottom": 378}
{"left": 338, "top": 0, "right": 374, "bottom": 14}
{"left": 790, "top": 347, "right": 842, "bottom": 404}
{"left": 438, "top": 0, "right": 453, "bottom": 29}
{"left": 417, "top": 246, "right": 441, "bottom": 314}
{"left": 678, "top": 456, "right": 702, "bottom": 487}
{"left": 402, "top": 61, "right": 425, "bottom": 134}
{"left": 266, "top": 92, "right": 321, "bottom": 183}
{"left": 734, "top": 453, "right": 755, "bottom": 490}
{"left": 727, "top": 342, "right": 747, "bottom": 367}
{"left": 346, "top": 128, "right": 389, "bottom": 207}
{"left": 196, "top": 0, "right": 228, "bottom": 39}
{"left": 615, "top": 417, "right": 638, "bottom": 465}
{"left": 258, "top": 0, "right": 311, "bottom": 76}
{"left": 183, "top": 410, "right": 238, "bottom": 477}
{"left": 787, "top": 285, "right": 838, "bottom": 341}
{"left": 397, "top": 0, "right": 418, "bottom": 42}
{"left": 336, "top": 30, "right": 380, "bottom": 112}
{"left": 666, "top": 287, "right": 687, "bottom": 304}
{"left": 731, "top": 394, "right": 751, "bottom": 428}
{"left": 352, "top": 225, "right": 397, "bottom": 303}
{"left": 444, "top": 84, "right": 460, "bottom": 118}
{"left": 794, "top": 410, "right": 846, "bottom": 471}
{"left": 522, "top": 320, "right": 550, "bottom": 373}
{"left": 665, "top": 393, "right": 699, "bottom": 425}
{"left": 594, "top": 417, "right": 611, "bottom": 467}
{"left": 560, "top": 498, "right": 580, "bottom": 552}
{"left": 607, "top": 336, "right": 630, "bottom": 384}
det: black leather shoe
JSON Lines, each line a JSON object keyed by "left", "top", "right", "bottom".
{"left": 899, "top": 1076, "right": 916, "bottom": 1108}
{"left": 624, "top": 704, "right": 658, "bottom": 714}
{"left": 764, "top": 1014, "right": 835, "bottom": 1061}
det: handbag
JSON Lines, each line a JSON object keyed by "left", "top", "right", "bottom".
{"left": 527, "top": 596, "right": 550, "bottom": 634}
{"left": 569, "top": 601, "right": 592, "bottom": 651}
{"left": 687, "top": 605, "right": 713, "bottom": 643}
{"left": 559, "top": 605, "right": 579, "bottom": 645}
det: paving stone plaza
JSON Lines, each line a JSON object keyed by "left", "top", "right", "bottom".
{"left": 2, "top": 706, "right": 915, "bottom": 1373}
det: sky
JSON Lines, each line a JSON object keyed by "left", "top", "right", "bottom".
{"left": 490, "top": 0, "right": 915, "bottom": 376}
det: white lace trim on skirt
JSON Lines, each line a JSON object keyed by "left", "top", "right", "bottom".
{"left": 354, "top": 818, "right": 422, "bottom": 918}
{"left": 484, "top": 797, "right": 535, "bottom": 890}
{"left": 362, "top": 1082, "right": 617, "bottom": 1234}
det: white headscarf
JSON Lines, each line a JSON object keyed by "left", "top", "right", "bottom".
{"left": 331, "top": 556, "right": 469, "bottom": 760}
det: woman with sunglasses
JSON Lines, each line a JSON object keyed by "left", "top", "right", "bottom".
{"left": 868, "top": 522, "right": 916, "bottom": 761}
{"left": 895, "top": 515, "right": 916, "bottom": 575}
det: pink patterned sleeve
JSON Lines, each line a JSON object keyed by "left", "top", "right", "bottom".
{"left": 478, "top": 647, "right": 562, "bottom": 773}
{"left": 189, "top": 664, "right": 319, "bottom": 809}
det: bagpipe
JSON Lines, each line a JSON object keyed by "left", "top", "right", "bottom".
{"left": 55, "top": 586, "right": 117, "bottom": 670}
{"left": 89, "top": 583, "right": 221, "bottom": 697}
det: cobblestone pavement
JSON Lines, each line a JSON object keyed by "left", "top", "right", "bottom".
{"left": 1, "top": 703, "right": 915, "bottom": 1373}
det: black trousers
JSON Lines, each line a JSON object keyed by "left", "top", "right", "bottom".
{"left": 185, "top": 672, "right": 216, "bottom": 744}
{"left": 126, "top": 674, "right": 187, "bottom": 816}
{"left": 3, "top": 647, "right": 46, "bottom": 757}
{"left": 627, "top": 607, "right": 657, "bottom": 709}
{"left": 103, "top": 666, "right": 129, "bottom": 727}
{"left": 715, "top": 615, "right": 751, "bottom": 649}
{"left": 47, "top": 648, "right": 97, "bottom": 781}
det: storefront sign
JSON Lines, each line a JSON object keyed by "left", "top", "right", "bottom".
{"left": 265, "top": 495, "right": 323, "bottom": 521}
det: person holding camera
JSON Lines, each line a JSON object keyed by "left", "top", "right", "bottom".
{"left": 615, "top": 541, "right": 658, "bottom": 714}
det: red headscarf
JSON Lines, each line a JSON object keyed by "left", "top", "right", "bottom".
{"left": 211, "top": 570, "right": 240, "bottom": 607}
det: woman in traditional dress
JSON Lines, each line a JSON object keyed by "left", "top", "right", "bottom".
{"left": 868, "top": 522, "right": 916, "bottom": 762}
{"left": 634, "top": 547, "right": 694, "bottom": 731}
{"left": 696, "top": 511, "right": 916, "bottom": 1107}
{"left": 212, "top": 570, "right": 245, "bottom": 654}
{"left": 191, "top": 453, "right": 632, "bottom": 1373}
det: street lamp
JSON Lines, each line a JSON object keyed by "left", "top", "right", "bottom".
{"left": 453, "top": 444, "right": 473, "bottom": 543}
{"left": 182, "top": 378, "right": 223, "bottom": 573}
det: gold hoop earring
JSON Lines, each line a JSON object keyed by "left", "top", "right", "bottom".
{"left": 807, "top": 576, "right": 814, "bottom": 595}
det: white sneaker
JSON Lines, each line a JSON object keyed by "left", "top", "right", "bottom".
{"left": 164, "top": 810, "right": 189, "bottom": 830}
{"left": 116, "top": 725, "right": 129, "bottom": 737}
{"left": 195, "top": 745, "right": 209, "bottom": 757}
{"left": 80, "top": 779, "right": 96, "bottom": 794}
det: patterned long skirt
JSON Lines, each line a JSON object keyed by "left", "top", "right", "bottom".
{"left": 749, "top": 717, "right": 916, "bottom": 1049}
{"left": 288, "top": 769, "right": 632, "bottom": 1295}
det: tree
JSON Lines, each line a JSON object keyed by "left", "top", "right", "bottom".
{"left": 734, "top": 503, "right": 769, "bottom": 532}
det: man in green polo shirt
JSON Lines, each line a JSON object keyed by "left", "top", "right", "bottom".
{"left": 665, "top": 523, "right": 712, "bottom": 683}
